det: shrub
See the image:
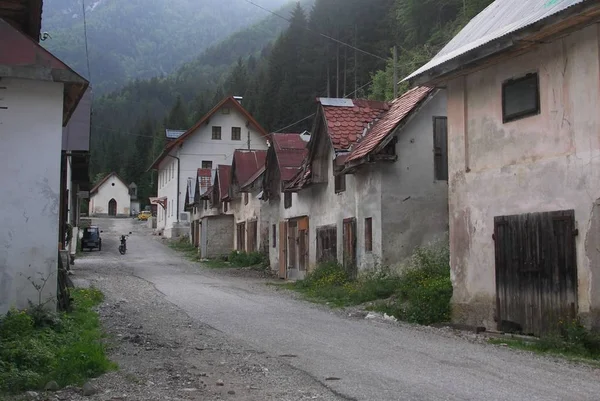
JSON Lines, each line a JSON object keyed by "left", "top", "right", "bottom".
{"left": 373, "top": 243, "right": 452, "bottom": 325}
{"left": 0, "top": 288, "right": 115, "bottom": 394}
{"left": 228, "top": 251, "right": 268, "bottom": 268}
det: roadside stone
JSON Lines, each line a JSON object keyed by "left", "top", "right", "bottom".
{"left": 216, "top": 379, "right": 225, "bottom": 386}
{"left": 45, "top": 381, "right": 60, "bottom": 391}
{"left": 25, "top": 391, "right": 39, "bottom": 399}
{"left": 227, "top": 390, "right": 235, "bottom": 395}
{"left": 82, "top": 382, "right": 98, "bottom": 396}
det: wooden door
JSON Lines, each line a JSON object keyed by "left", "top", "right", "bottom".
{"left": 236, "top": 222, "right": 246, "bottom": 251}
{"left": 316, "top": 225, "right": 337, "bottom": 263}
{"left": 298, "top": 217, "right": 309, "bottom": 272}
{"left": 108, "top": 199, "right": 117, "bottom": 216}
{"left": 288, "top": 221, "right": 298, "bottom": 270}
{"left": 343, "top": 218, "right": 357, "bottom": 279}
{"left": 494, "top": 210, "right": 578, "bottom": 336}
{"left": 278, "top": 222, "right": 287, "bottom": 279}
{"left": 247, "top": 221, "right": 257, "bottom": 252}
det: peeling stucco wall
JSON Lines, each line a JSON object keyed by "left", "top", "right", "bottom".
{"left": 446, "top": 24, "right": 600, "bottom": 329}
{"left": 0, "top": 78, "right": 64, "bottom": 314}
{"left": 381, "top": 92, "right": 449, "bottom": 269}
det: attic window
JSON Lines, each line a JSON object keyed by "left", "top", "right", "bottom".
{"left": 222, "top": 107, "right": 230, "bottom": 114}
{"left": 502, "top": 73, "right": 540, "bottom": 123}
{"left": 202, "top": 160, "right": 212, "bottom": 169}
{"left": 284, "top": 192, "right": 292, "bottom": 209}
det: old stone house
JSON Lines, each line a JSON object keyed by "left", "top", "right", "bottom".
{"left": 89, "top": 172, "right": 131, "bottom": 217}
{"left": 229, "top": 149, "right": 268, "bottom": 253}
{"left": 405, "top": 0, "right": 600, "bottom": 335}
{"left": 261, "top": 133, "right": 310, "bottom": 278}
{"left": 149, "top": 96, "right": 268, "bottom": 238}
{"left": 280, "top": 91, "right": 448, "bottom": 279}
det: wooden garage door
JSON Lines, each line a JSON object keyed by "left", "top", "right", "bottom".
{"left": 494, "top": 210, "right": 578, "bottom": 336}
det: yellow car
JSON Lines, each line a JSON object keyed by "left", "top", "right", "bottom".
{"left": 138, "top": 211, "right": 152, "bottom": 221}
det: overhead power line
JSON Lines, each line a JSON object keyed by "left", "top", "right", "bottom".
{"left": 81, "top": 0, "right": 92, "bottom": 81}
{"left": 242, "top": 0, "right": 388, "bottom": 62}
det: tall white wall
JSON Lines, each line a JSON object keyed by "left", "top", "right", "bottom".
{"left": 0, "top": 78, "right": 64, "bottom": 314}
{"left": 158, "top": 104, "right": 267, "bottom": 238}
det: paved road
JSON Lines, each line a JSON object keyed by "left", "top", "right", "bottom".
{"left": 84, "top": 218, "right": 600, "bottom": 401}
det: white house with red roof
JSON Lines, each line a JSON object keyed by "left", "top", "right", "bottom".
{"left": 149, "top": 96, "right": 268, "bottom": 238}
{"left": 280, "top": 89, "right": 448, "bottom": 278}
{"left": 89, "top": 172, "right": 132, "bottom": 217}
{"left": 0, "top": 4, "right": 88, "bottom": 314}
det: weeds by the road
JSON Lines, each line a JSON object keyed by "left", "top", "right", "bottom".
{"left": 168, "top": 238, "right": 269, "bottom": 270}
{"left": 288, "top": 242, "right": 452, "bottom": 325}
{"left": 0, "top": 288, "right": 116, "bottom": 394}
{"left": 489, "top": 318, "right": 600, "bottom": 363}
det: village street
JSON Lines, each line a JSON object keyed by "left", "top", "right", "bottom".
{"left": 70, "top": 217, "right": 600, "bottom": 401}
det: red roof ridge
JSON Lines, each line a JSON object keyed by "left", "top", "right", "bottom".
{"left": 90, "top": 172, "right": 129, "bottom": 195}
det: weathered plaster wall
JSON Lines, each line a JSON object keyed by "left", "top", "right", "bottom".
{"left": 200, "top": 215, "right": 235, "bottom": 258}
{"left": 353, "top": 166, "right": 384, "bottom": 271}
{"left": 231, "top": 187, "right": 267, "bottom": 252}
{"left": 0, "top": 78, "right": 64, "bottom": 314}
{"left": 89, "top": 175, "right": 130, "bottom": 216}
{"left": 381, "top": 92, "right": 449, "bottom": 269}
{"left": 158, "top": 105, "right": 267, "bottom": 238}
{"left": 446, "top": 24, "right": 600, "bottom": 329}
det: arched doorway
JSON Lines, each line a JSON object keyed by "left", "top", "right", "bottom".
{"left": 108, "top": 199, "right": 117, "bottom": 216}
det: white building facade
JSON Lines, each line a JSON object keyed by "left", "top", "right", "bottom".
{"left": 152, "top": 97, "right": 268, "bottom": 238}
{"left": 89, "top": 173, "right": 131, "bottom": 217}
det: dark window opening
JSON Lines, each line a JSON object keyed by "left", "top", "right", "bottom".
{"left": 502, "top": 73, "right": 540, "bottom": 123}
{"left": 284, "top": 192, "right": 292, "bottom": 209}
{"left": 244, "top": 193, "right": 249, "bottom": 205}
{"left": 232, "top": 127, "right": 242, "bottom": 141}
{"left": 335, "top": 174, "right": 346, "bottom": 193}
{"left": 204, "top": 200, "right": 208, "bottom": 210}
{"left": 212, "top": 126, "right": 222, "bottom": 140}
{"left": 433, "top": 116, "right": 448, "bottom": 181}
{"left": 272, "top": 224, "right": 277, "bottom": 248}
{"left": 365, "top": 217, "right": 373, "bottom": 252}
{"left": 202, "top": 160, "right": 212, "bottom": 169}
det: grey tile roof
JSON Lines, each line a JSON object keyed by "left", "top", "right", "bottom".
{"left": 404, "top": 0, "right": 587, "bottom": 83}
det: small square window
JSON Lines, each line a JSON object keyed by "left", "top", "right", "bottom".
{"left": 284, "top": 192, "right": 292, "bottom": 209}
{"left": 202, "top": 160, "right": 212, "bottom": 169}
{"left": 232, "top": 127, "right": 242, "bottom": 141}
{"left": 221, "top": 107, "right": 230, "bottom": 114}
{"left": 335, "top": 174, "right": 346, "bottom": 193}
{"left": 212, "top": 126, "right": 222, "bottom": 140}
{"left": 502, "top": 73, "right": 540, "bottom": 123}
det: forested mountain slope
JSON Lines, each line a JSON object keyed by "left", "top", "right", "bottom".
{"left": 41, "top": 0, "right": 289, "bottom": 92}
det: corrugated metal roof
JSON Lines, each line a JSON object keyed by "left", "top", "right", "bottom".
{"left": 404, "top": 0, "right": 587, "bottom": 82}
{"left": 271, "top": 133, "right": 308, "bottom": 182}
{"left": 232, "top": 149, "right": 267, "bottom": 187}
{"left": 346, "top": 87, "right": 434, "bottom": 163}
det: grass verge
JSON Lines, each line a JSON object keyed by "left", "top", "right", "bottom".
{"left": 287, "top": 242, "right": 452, "bottom": 325}
{"left": 167, "top": 238, "right": 269, "bottom": 270}
{"left": 488, "top": 319, "right": 600, "bottom": 364}
{"left": 0, "top": 288, "right": 116, "bottom": 394}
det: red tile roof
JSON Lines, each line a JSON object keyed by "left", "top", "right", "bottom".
{"left": 149, "top": 97, "right": 268, "bottom": 170}
{"left": 232, "top": 149, "right": 267, "bottom": 187}
{"left": 346, "top": 87, "right": 434, "bottom": 163}
{"left": 320, "top": 98, "right": 389, "bottom": 151}
{"left": 271, "top": 133, "right": 308, "bottom": 182}
{"left": 217, "top": 165, "right": 232, "bottom": 201}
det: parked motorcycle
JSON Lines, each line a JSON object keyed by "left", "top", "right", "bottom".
{"left": 118, "top": 232, "right": 132, "bottom": 255}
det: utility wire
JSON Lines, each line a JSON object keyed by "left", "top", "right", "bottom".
{"left": 242, "top": 0, "right": 388, "bottom": 62}
{"left": 81, "top": 0, "right": 92, "bottom": 82}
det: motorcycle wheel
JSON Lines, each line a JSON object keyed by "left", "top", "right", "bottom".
{"left": 119, "top": 246, "right": 125, "bottom": 255}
